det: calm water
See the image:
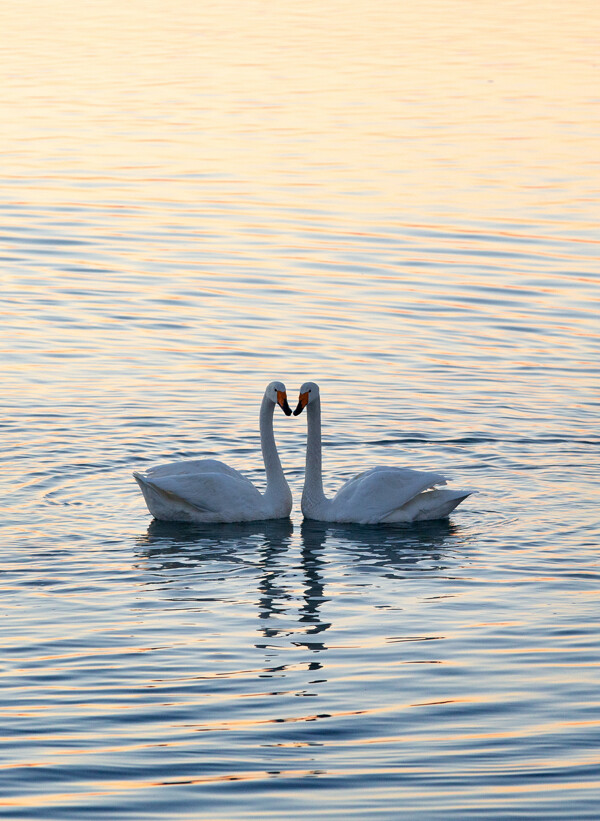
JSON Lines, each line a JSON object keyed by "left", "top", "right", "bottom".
{"left": 1, "top": 1, "right": 599, "bottom": 817}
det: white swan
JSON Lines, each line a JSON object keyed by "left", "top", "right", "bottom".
{"left": 133, "top": 382, "right": 293, "bottom": 523}
{"left": 293, "top": 382, "right": 471, "bottom": 524}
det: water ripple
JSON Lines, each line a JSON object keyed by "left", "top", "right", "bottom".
{"left": 1, "top": 0, "right": 600, "bottom": 817}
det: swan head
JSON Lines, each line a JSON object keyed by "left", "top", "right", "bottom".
{"left": 266, "top": 381, "right": 293, "bottom": 416}
{"left": 293, "top": 381, "right": 320, "bottom": 415}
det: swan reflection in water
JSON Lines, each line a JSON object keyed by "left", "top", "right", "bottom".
{"left": 300, "top": 518, "right": 461, "bottom": 573}
{"left": 135, "top": 517, "right": 460, "bottom": 650}
{"left": 292, "top": 519, "right": 462, "bottom": 659}
{"left": 136, "top": 517, "right": 294, "bottom": 569}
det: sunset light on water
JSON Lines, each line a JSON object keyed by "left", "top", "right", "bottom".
{"left": 1, "top": 1, "right": 599, "bottom": 818}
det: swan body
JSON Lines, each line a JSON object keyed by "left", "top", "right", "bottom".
{"left": 133, "top": 382, "right": 293, "bottom": 523}
{"left": 294, "top": 382, "right": 471, "bottom": 524}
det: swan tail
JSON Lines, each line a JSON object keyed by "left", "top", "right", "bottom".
{"left": 382, "top": 489, "right": 472, "bottom": 523}
{"left": 132, "top": 472, "right": 214, "bottom": 515}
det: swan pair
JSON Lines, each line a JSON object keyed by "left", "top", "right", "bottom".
{"left": 133, "top": 381, "right": 471, "bottom": 525}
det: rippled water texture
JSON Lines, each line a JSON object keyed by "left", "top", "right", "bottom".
{"left": 1, "top": 1, "right": 599, "bottom": 817}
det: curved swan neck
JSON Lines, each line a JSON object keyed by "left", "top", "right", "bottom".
{"left": 303, "top": 396, "right": 327, "bottom": 508}
{"left": 260, "top": 394, "right": 287, "bottom": 493}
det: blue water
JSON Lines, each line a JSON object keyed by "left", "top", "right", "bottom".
{"left": 1, "top": 1, "right": 599, "bottom": 817}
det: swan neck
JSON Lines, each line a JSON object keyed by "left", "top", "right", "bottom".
{"left": 304, "top": 397, "right": 326, "bottom": 507}
{"left": 260, "top": 394, "right": 286, "bottom": 492}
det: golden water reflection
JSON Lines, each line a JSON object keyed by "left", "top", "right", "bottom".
{"left": 0, "top": 0, "right": 598, "bottom": 220}
{"left": 2, "top": 1, "right": 599, "bottom": 817}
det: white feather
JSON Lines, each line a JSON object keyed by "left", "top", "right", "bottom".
{"left": 133, "top": 383, "right": 293, "bottom": 523}
{"left": 296, "top": 382, "right": 471, "bottom": 524}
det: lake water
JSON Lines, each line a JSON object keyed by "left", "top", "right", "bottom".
{"left": 1, "top": 1, "right": 599, "bottom": 817}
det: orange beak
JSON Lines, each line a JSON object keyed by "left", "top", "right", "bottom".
{"left": 276, "top": 390, "right": 292, "bottom": 416}
{"left": 293, "top": 391, "right": 309, "bottom": 416}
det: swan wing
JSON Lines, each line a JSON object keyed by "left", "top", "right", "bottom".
{"left": 140, "top": 469, "right": 263, "bottom": 516}
{"left": 332, "top": 466, "right": 448, "bottom": 524}
{"left": 145, "top": 458, "right": 253, "bottom": 484}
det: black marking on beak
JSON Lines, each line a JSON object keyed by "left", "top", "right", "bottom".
{"left": 293, "top": 391, "right": 309, "bottom": 415}
{"left": 277, "top": 393, "right": 293, "bottom": 416}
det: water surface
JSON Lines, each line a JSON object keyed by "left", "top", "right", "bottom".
{"left": 1, "top": 1, "right": 599, "bottom": 818}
